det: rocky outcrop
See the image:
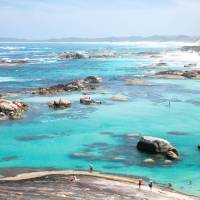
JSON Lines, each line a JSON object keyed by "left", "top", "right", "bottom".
{"left": 155, "top": 62, "right": 168, "bottom": 67}
{"left": 137, "top": 136, "right": 179, "bottom": 160}
{"left": 84, "top": 76, "right": 102, "bottom": 83}
{"left": 181, "top": 46, "right": 200, "bottom": 53}
{"left": 0, "top": 60, "right": 29, "bottom": 66}
{"left": 80, "top": 97, "right": 101, "bottom": 105}
{"left": 48, "top": 99, "right": 71, "bottom": 109}
{"left": 31, "top": 76, "right": 101, "bottom": 95}
{"left": 0, "top": 99, "right": 29, "bottom": 120}
{"left": 184, "top": 63, "right": 197, "bottom": 68}
{"left": 59, "top": 52, "right": 88, "bottom": 59}
{"left": 155, "top": 70, "right": 200, "bottom": 79}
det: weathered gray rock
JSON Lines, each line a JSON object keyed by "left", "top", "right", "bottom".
{"left": 80, "top": 97, "right": 96, "bottom": 105}
{"left": 48, "top": 99, "right": 71, "bottom": 109}
{"left": 84, "top": 76, "right": 102, "bottom": 83}
{"left": 0, "top": 99, "right": 29, "bottom": 120}
{"left": 31, "top": 78, "right": 98, "bottom": 95}
{"left": 137, "top": 136, "right": 179, "bottom": 160}
{"left": 59, "top": 52, "right": 88, "bottom": 59}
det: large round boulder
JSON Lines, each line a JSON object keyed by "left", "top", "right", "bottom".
{"left": 137, "top": 136, "right": 179, "bottom": 160}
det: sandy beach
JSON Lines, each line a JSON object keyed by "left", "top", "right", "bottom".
{"left": 0, "top": 170, "right": 199, "bottom": 200}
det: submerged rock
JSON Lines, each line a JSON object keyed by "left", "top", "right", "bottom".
{"left": 0, "top": 60, "right": 29, "bottom": 66}
{"left": 48, "top": 99, "right": 71, "bottom": 109}
{"left": 111, "top": 96, "right": 128, "bottom": 102}
{"left": 164, "top": 160, "right": 172, "bottom": 164}
{"left": 143, "top": 158, "right": 155, "bottom": 164}
{"left": 197, "top": 144, "right": 200, "bottom": 150}
{"left": 0, "top": 99, "right": 29, "bottom": 120}
{"left": 126, "top": 79, "right": 146, "bottom": 85}
{"left": 137, "top": 136, "right": 179, "bottom": 160}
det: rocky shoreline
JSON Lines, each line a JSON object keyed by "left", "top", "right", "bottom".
{"left": 0, "top": 170, "right": 199, "bottom": 200}
{"left": 31, "top": 76, "right": 101, "bottom": 95}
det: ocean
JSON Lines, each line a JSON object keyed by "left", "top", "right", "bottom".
{"left": 0, "top": 42, "right": 200, "bottom": 196}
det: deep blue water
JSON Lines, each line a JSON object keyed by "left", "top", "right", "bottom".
{"left": 0, "top": 42, "right": 200, "bottom": 196}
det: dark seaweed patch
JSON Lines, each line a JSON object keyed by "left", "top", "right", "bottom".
{"left": 16, "top": 135, "right": 54, "bottom": 141}
{"left": 100, "top": 131, "right": 115, "bottom": 136}
{"left": 15, "top": 132, "right": 67, "bottom": 141}
{"left": 1, "top": 156, "right": 18, "bottom": 162}
{"left": 103, "top": 165, "right": 122, "bottom": 169}
{"left": 69, "top": 133, "right": 176, "bottom": 167}
{"left": 167, "top": 131, "right": 189, "bottom": 136}
{"left": 186, "top": 100, "right": 200, "bottom": 106}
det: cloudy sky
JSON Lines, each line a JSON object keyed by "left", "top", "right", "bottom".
{"left": 0, "top": 0, "right": 200, "bottom": 39}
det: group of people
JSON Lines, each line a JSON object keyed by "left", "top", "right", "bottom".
{"left": 70, "top": 164, "right": 157, "bottom": 191}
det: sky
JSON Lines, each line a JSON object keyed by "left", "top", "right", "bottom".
{"left": 0, "top": 0, "right": 200, "bottom": 39}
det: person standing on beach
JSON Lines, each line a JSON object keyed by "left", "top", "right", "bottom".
{"left": 138, "top": 179, "right": 143, "bottom": 190}
{"left": 149, "top": 180, "right": 153, "bottom": 191}
{"left": 89, "top": 164, "right": 94, "bottom": 173}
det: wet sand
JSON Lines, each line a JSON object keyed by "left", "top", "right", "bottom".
{"left": 0, "top": 170, "right": 199, "bottom": 200}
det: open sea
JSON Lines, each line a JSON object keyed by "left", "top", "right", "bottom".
{"left": 0, "top": 42, "right": 200, "bottom": 196}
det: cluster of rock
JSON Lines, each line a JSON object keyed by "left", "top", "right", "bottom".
{"left": 137, "top": 136, "right": 179, "bottom": 160}
{"left": 181, "top": 46, "right": 200, "bottom": 53}
{"left": 0, "top": 99, "right": 29, "bottom": 120}
{"left": 59, "top": 52, "right": 89, "bottom": 59}
{"left": 155, "top": 70, "right": 200, "bottom": 79}
{"left": 0, "top": 60, "right": 29, "bottom": 66}
{"left": 48, "top": 99, "right": 71, "bottom": 109}
{"left": 155, "top": 62, "right": 168, "bottom": 67}
{"left": 58, "top": 51, "right": 161, "bottom": 60}
{"left": 80, "top": 97, "right": 102, "bottom": 105}
{"left": 31, "top": 76, "right": 102, "bottom": 95}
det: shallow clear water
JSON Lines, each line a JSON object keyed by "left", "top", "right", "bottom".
{"left": 0, "top": 42, "right": 200, "bottom": 196}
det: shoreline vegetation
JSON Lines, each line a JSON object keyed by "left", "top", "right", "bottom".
{"left": 0, "top": 170, "right": 199, "bottom": 200}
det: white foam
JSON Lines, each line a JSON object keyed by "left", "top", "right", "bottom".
{"left": 0, "top": 77, "right": 18, "bottom": 82}
{"left": 0, "top": 46, "right": 26, "bottom": 50}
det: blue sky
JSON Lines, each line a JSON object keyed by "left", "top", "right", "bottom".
{"left": 0, "top": 0, "right": 200, "bottom": 39}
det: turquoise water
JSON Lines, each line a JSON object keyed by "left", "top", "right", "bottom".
{"left": 0, "top": 42, "right": 200, "bottom": 196}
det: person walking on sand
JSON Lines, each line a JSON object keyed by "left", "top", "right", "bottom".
{"left": 138, "top": 179, "right": 143, "bottom": 190}
{"left": 149, "top": 180, "right": 153, "bottom": 191}
{"left": 89, "top": 164, "right": 94, "bottom": 173}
